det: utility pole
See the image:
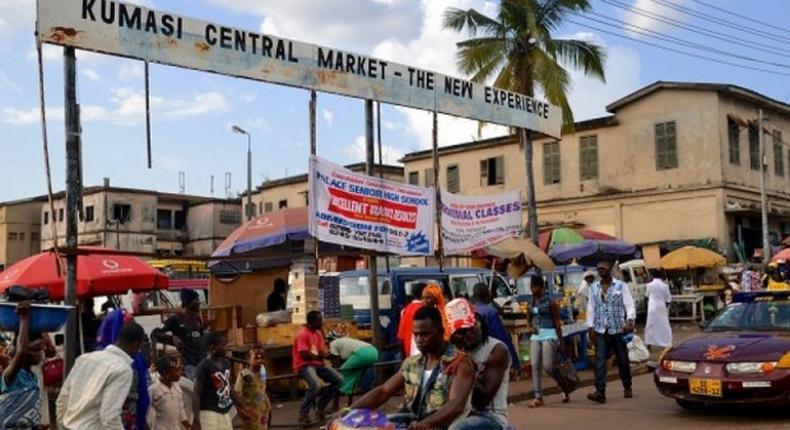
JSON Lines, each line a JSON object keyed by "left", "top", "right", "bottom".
{"left": 759, "top": 109, "right": 771, "bottom": 262}
{"left": 365, "top": 100, "right": 381, "bottom": 351}
{"left": 522, "top": 128, "right": 539, "bottom": 245}
{"left": 63, "top": 47, "right": 80, "bottom": 373}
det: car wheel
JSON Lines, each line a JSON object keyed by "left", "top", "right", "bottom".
{"left": 675, "top": 399, "right": 703, "bottom": 410}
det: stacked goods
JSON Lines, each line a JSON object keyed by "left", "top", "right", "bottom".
{"left": 319, "top": 275, "right": 341, "bottom": 318}
{"left": 291, "top": 271, "right": 320, "bottom": 324}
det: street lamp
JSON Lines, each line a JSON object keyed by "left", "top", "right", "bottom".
{"left": 231, "top": 124, "right": 253, "bottom": 221}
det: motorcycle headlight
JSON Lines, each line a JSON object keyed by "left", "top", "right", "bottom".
{"left": 725, "top": 362, "right": 777, "bottom": 374}
{"left": 661, "top": 360, "right": 697, "bottom": 373}
{"left": 778, "top": 352, "right": 790, "bottom": 369}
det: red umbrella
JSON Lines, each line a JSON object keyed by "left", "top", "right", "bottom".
{"left": 212, "top": 207, "right": 309, "bottom": 257}
{"left": 0, "top": 247, "right": 169, "bottom": 301}
{"left": 772, "top": 247, "right": 790, "bottom": 262}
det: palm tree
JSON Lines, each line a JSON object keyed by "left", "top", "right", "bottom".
{"left": 444, "top": 0, "right": 606, "bottom": 244}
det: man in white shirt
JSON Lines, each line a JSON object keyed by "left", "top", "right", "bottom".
{"left": 57, "top": 322, "right": 146, "bottom": 430}
{"left": 586, "top": 261, "right": 636, "bottom": 404}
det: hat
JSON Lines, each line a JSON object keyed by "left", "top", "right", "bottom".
{"left": 445, "top": 298, "right": 476, "bottom": 335}
{"left": 583, "top": 270, "right": 596, "bottom": 279}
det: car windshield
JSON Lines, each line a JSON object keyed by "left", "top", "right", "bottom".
{"left": 706, "top": 299, "right": 790, "bottom": 331}
{"left": 339, "top": 276, "right": 390, "bottom": 297}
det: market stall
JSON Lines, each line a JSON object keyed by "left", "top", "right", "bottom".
{"left": 661, "top": 245, "right": 727, "bottom": 319}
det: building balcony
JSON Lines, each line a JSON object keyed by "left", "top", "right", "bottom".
{"left": 156, "top": 229, "right": 189, "bottom": 242}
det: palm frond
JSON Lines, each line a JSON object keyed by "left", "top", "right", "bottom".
{"left": 442, "top": 8, "right": 503, "bottom": 38}
{"left": 533, "top": 49, "right": 574, "bottom": 127}
{"left": 547, "top": 38, "right": 606, "bottom": 82}
{"left": 455, "top": 37, "right": 508, "bottom": 81}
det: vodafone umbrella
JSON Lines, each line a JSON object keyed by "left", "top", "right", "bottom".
{"left": 0, "top": 247, "right": 169, "bottom": 301}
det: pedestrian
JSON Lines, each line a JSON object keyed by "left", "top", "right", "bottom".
{"left": 0, "top": 301, "right": 44, "bottom": 428}
{"left": 421, "top": 283, "right": 451, "bottom": 341}
{"left": 234, "top": 346, "right": 271, "bottom": 430}
{"left": 56, "top": 322, "right": 146, "bottom": 429}
{"left": 193, "top": 331, "right": 252, "bottom": 430}
{"left": 644, "top": 270, "right": 672, "bottom": 350}
{"left": 470, "top": 283, "right": 521, "bottom": 370}
{"left": 398, "top": 282, "right": 427, "bottom": 357}
{"left": 147, "top": 356, "right": 190, "bottom": 430}
{"left": 266, "top": 278, "right": 287, "bottom": 312}
{"left": 446, "top": 298, "right": 511, "bottom": 430}
{"left": 293, "top": 311, "right": 342, "bottom": 424}
{"left": 328, "top": 335, "right": 379, "bottom": 395}
{"left": 576, "top": 271, "right": 596, "bottom": 317}
{"left": 342, "top": 306, "right": 475, "bottom": 430}
{"left": 586, "top": 261, "right": 636, "bottom": 404}
{"left": 740, "top": 264, "right": 761, "bottom": 292}
{"left": 526, "top": 276, "right": 569, "bottom": 407}
{"left": 153, "top": 289, "right": 205, "bottom": 379}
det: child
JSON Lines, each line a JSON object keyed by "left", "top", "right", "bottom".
{"left": 193, "top": 332, "right": 251, "bottom": 430}
{"left": 147, "top": 356, "right": 190, "bottom": 430}
{"left": 234, "top": 346, "right": 271, "bottom": 430}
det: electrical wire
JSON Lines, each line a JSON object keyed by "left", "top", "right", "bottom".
{"left": 600, "top": 0, "right": 790, "bottom": 57}
{"left": 571, "top": 11, "right": 790, "bottom": 70}
{"left": 563, "top": 18, "right": 790, "bottom": 78}
{"left": 691, "top": 0, "right": 790, "bottom": 36}
{"left": 650, "top": 0, "right": 790, "bottom": 44}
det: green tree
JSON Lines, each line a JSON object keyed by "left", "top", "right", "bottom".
{"left": 444, "top": 0, "right": 606, "bottom": 243}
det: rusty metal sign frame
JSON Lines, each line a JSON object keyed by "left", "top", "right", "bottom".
{"left": 36, "top": 0, "right": 562, "bottom": 138}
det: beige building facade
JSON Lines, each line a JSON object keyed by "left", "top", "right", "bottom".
{"left": 402, "top": 82, "right": 790, "bottom": 259}
{"left": 40, "top": 180, "right": 242, "bottom": 257}
{"left": 0, "top": 197, "right": 46, "bottom": 270}
{"left": 249, "top": 162, "right": 404, "bottom": 215}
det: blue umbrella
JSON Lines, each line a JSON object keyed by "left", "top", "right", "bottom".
{"left": 549, "top": 239, "right": 637, "bottom": 265}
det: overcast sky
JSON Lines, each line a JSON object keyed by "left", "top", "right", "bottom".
{"left": 1, "top": 0, "right": 789, "bottom": 202}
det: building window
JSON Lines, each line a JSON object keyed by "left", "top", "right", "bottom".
{"left": 655, "top": 121, "right": 678, "bottom": 170}
{"left": 728, "top": 117, "right": 740, "bottom": 165}
{"left": 264, "top": 202, "right": 273, "bottom": 213}
{"left": 424, "top": 168, "right": 435, "bottom": 187}
{"left": 31, "top": 232, "right": 39, "bottom": 242}
{"left": 480, "top": 156, "right": 504, "bottom": 186}
{"left": 774, "top": 130, "right": 784, "bottom": 177}
{"left": 258, "top": 202, "right": 263, "bottom": 215}
{"left": 543, "top": 142, "right": 561, "bottom": 184}
{"left": 219, "top": 210, "right": 241, "bottom": 224}
{"left": 58, "top": 208, "right": 64, "bottom": 222}
{"left": 408, "top": 171, "right": 419, "bottom": 185}
{"left": 84, "top": 205, "right": 95, "bottom": 223}
{"left": 749, "top": 124, "right": 760, "bottom": 171}
{"left": 43, "top": 211, "right": 49, "bottom": 225}
{"left": 113, "top": 204, "right": 131, "bottom": 224}
{"left": 278, "top": 200, "right": 288, "bottom": 209}
{"left": 446, "top": 165, "right": 460, "bottom": 193}
{"left": 157, "top": 209, "right": 173, "bottom": 230}
{"left": 18, "top": 233, "right": 25, "bottom": 242}
{"left": 174, "top": 210, "right": 186, "bottom": 229}
{"left": 579, "top": 135, "right": 598, "bottom": 180}
{"left": 8, "top": 232, "right": 18, "bottom": 241}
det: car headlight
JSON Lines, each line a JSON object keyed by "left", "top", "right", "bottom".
{"left": 662, "top": 360, "right": 697, "bottom": 373}
{"left": 725, "top": 362, "right": 777, "bottom": 374}
{"left": 778, "top": 352, "right": 790, "bottom": 369}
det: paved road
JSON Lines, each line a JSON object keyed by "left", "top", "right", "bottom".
{"left": 509, "top": 372, "right": 790, "bottom": 430}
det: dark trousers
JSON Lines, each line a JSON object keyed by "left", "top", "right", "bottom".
{"left": 594, "top": 332, "right": 632, "bottom": 395}
{"left": 298, "top": 365, "right": 342, "bottom": 417}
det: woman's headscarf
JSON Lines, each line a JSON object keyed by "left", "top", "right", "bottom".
{"left": 423, "top": 284, "right": 451, "bottom": 341}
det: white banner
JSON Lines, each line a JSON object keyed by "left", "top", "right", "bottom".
{"left": 441, "top": 190, "right": 522, "bottom": 255}
{"left": 36, "top": 0, "right": 561, "bottom": 137}
{"left": 309, "top": 157, "right": 435, "bottom": 255}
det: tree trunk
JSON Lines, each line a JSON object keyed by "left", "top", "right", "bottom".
{"left": 521, "top": 127, "right": 539, "bottom": 245}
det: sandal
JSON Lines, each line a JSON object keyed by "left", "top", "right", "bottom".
{"left": 528, "top": 398, "right": 544, "bottom": 408}
{"left": 562, "top": 392, "right": 570, "bottom": 403}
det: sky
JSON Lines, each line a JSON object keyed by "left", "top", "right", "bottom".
{"left": 1, "top": 0, "right": 789, "bottom": 202}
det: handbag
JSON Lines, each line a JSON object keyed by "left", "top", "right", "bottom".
{"left": 42, "top": 357, "right": 64, "bottom": 387}
{"left": 554, "top": 354, "right": 580, "bottom": 394}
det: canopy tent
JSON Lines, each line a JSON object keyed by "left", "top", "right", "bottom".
{"left": 549, "top": 239, "right": 638, "bottom": 266}
{"left": 0, "top": 247, "right": 169, "bottom": 301}
{"left": 484, "top": 237, "right": 556, "bottom": 273}
{"left": 538, "top": 227, "right": 616, "bottom": 252}
{"left": 660, "top": 246, "right": 727, "bottom": 270}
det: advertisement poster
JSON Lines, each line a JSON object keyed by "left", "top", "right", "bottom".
{"left": 309, "top": 156, "right": 435, "bottom": 255}
{"left": 441, "top": 190, "right": 522, "bottom": 255}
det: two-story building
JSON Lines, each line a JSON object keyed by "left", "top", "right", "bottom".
{"left": 402, "top": 81, "right": 790, "bottom": 259}
{"left": 0, "top": 196, "right": 47, "bottom": 270}
{"left": 40, "top": 179, "right": 242, "bottom": 257}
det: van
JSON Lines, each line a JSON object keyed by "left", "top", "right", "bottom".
{"left": 618, "top": 259, "right": 649, "bottom": 315}
{"left": 338, "top": 267, "right": 514, "bottom": 327}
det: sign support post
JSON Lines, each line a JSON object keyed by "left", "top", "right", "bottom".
{"left": 365, "top": 100, "right": 382, "bottom": 350}
{"left": 432, "top": 111, "right": 444, "bottom": 271}
{"left": 63, "top": 46, "right": 80, "bottom": 373}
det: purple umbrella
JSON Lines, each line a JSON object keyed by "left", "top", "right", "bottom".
{"left": 549, "top": 239, "right": 637, "bottom": 265}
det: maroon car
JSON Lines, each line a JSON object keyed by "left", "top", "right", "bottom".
{"left": 654, "top": 291, "right": 790, "bottom": 408}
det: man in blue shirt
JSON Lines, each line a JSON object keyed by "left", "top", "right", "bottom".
{"left": 586, "top": 261, "right": 636, "bottom": 404}
{"left": 472, "top": 283, "right": 521, "bottom": 370}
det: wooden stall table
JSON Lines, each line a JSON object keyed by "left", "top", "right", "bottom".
{"left": 670, "top": 294, "right": 705, "bottom": 323}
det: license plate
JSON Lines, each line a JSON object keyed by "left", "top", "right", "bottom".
{"left": 689, "top": 378, "right": 723, "bottom": 397}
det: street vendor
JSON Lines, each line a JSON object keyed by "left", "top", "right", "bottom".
{"left": 152, "top": 289, "right": 205, "bottom": 379}
{"left": 328, "top": 335, "right": 379, "bottom": 395}
{"left": 341, "top": 306, "right": 475, "bottom": 430}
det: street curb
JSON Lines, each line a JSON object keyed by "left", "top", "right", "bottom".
{"left": 507, "top": 364, "right": 651, "bottom": 404}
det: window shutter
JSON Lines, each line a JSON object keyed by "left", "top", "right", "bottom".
{"left": 447, "top": 165, "right": 460, "bottom": 193}
{"left": 495, "top": 156, "right": 505, "bottom": 184}
{"left": 479, "top": 159, "right": 488, "bottom": 185}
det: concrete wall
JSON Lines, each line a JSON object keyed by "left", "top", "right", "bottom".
{"left": 0, "top": 201, "right": 42, "bottom": 269}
